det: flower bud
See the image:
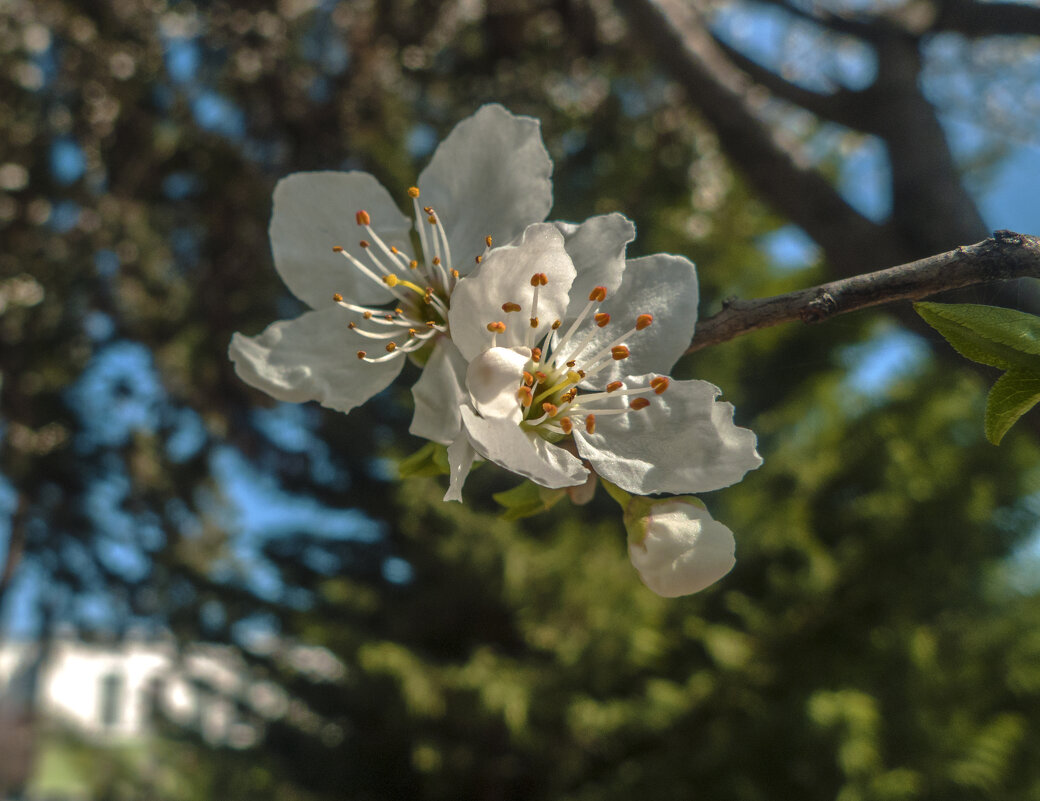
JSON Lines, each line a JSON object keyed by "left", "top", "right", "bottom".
{"left": 624, "top": 497, "right": 735, "bottom": 597}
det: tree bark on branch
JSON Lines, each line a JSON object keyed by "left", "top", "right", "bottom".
{"left": 687, "top": 231, "right": 1040, "bottom": 353}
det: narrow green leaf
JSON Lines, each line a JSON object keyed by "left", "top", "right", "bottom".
{"left": 914, "top": 302, "right": 1040, "bottom": 371}
{"left": 492, "top": 481, "right": 564, "bottom": 520}
{"left": 985, "top": 369, "right": 1040, "bottom": 445}
{"left": 398, "top": 441, "right": 451, "bottom": 478}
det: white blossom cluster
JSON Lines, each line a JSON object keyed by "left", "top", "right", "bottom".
{"left": 230, "top": 105, "right": 761, "bottom": 597}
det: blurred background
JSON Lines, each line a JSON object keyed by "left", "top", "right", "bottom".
{"left": 2, "top": 0, "right": 1040, "bottom": 798}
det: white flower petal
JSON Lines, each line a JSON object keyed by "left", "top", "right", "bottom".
{"left": 444, "top": 436, "right": 477, "bottom": 502}
{"left": 465, "top": 347, "right": 530, "bottom": 423}
{"left": 556, "top": 213, "right": 635, "bottom": 319}
{"left": 418, "top": 104, "right": 552, "bottom": 273}
{"left": 229, "top": 307, "right": 403, "bottom": 414}
{"left": 460, "top": 407, "right": 588, "bottom": 489}
{"left": 628, "top": 500, "right": 736, "bottom": 597}
{"left": 409, "top": 339, "right": 468, "bottom": 445}
{"left": 573, "top": 376, "right": 761, "bottom": 494}
{"left": 270, "top": 172, "right": 411, "bottom": 309}
{"left": 557, "top": 253, "right": 699, "bottom": 384}
{"left": 449, "top": 224, "right": 576, "bottom": 360}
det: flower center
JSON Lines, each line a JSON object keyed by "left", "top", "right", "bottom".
{"left": 330, "top": 186, "right": 492, "bottom": 365}
{"left": 487, "top": 282, "right": 667, "bottom": 439}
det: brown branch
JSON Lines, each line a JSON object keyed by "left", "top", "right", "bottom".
{"left": 932, "top": 0, "right": 1040, "bottom": 38}
{"left": 687, "top": 231, "right": 1040, "bottom": 353}
{"left": 710, "top": 34, "right": 876, "bottom": 130}
{"left": 618, "top": 0, "right": 900, "bottom": 274}
{"left": 0, "top": 495, "right": 27, "bottom": 616}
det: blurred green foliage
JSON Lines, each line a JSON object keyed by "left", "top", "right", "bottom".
{"left": 1, "top": 1, "right": 1039, "bottom": 800}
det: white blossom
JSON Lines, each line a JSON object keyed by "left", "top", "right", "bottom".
{"left": 445, "top": 223, "right": 761, "bottom": 500}
{"left": 625, "top": 497, "right": 736, "bottom": 597}
{"left": 229, "top": 104, "right": 554, "bottom": 440}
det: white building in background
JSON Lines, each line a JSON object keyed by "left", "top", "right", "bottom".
{"left": 0, "top": 634, "right": 343, "bottom": 752}
{"left": 0, "top": 637, "right": 262, "bottom": 748}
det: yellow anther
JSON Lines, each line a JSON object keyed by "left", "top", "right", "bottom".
{"left": 502, "top": 302, "right": 522, "bottom": 313}
{"left": 551, "top": 319, "right": 561, "bottom": 329}
{"left": 332, "top": 245, "right": 344, "bottom": 253}
{"left": 531, "top": 347, "right": 542, "bottom": 362}
{"left": 650, "top": 377, "right": 670, "bottom": 394}
{"left": 356, "top": 210, "right": 370, "bottom": 225}
{"left": 594, "top": 313, "right": 610, "bottom": 327}
{"left": 487, "top": 321, "right": 507, "bottom": 333}
{"left": 427, "top": 214, "right": 437, "bottom": 224}
{"left": 332, "top": 293, "right": 343, "bottom": 302}
{"left": 432, "top": 257, "right": 441, "bottom": 266}
{"left": 485, "top": 235, "right": 493, "bottom": 247}
{"left": 522, "top": 371, "right": 535, "bottom": 386}
{"left": 562, "top": 388, "right": 578, "bottom": 403}
{"left": 585, "top": 414, "right": 596, "bottom": 434}
{"left": 630, "top": 397, "right": 651, "bottom": 410}
{"left": 589, "top": 286, "right": 607, "bottom": 302}
{"left": 363, "top": 311, "right": 373, "bottom": 319}
{"left": 408, "top": 328, "right": 417, "bottom": 337}
{"left": 530, "top": 272, "right": 549, "bottom": 287}
{"left": 348, "top": 322, "right": 356, "bottom": 329}
{"left": 475, "top": 255, "right": 482, "bottom": 264}
{"left": 541, "top": 402, "right": 558, "bottom": 417}
{"left": 409, "top": 259, "right": 418, "bottom": 269}
{"left": 426, "top": 321, "right": 436, "bottom": 327}
{"left": 408, "top": 186, "right": 420, "bottom": 198}
{"left": 535, "top": 371, "right": 548, "bottom": 382}
{"left": 530, "top": 317, "right": 539, "bottom": 328}
{"left": 359, "top": 239, "right": 370, "bottom": 248}
{"left": 566, "top": 360, "right": 576, "bottom": 367}
{"left": 559, "top": 417, "right": 573, "bottom": 434}
{"left": 451, "top": 269, "right": 459, "bottom": 278}
{"left": 390, "top": 246, "right": 399, "bottom": 254}
{"left": 385, "top": 342, "right": 397, "bottom": 353}
{"left": 606, "top": 381, "right": 623, "bottom": 393}
{"left": 517, "top": 386, "right": 533, "bottom": 407}
{"left": 611, "top": 345, "right": 630, "bottom": 360}
{"left": 636, "top": 313, "right": 654, "bottom": 330}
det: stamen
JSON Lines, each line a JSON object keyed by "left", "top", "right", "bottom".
{"left": 527, "top": 273, "right": 547, "bottom": 348}
{"left": 551, "top": 288, "right": 607, "bottom": 367}
{"left": 541, "top": 403, "right": 558, "bottom": 417}
{"left": 517, "top": 386, "right": 533, "bottom": 407}
{"left": 356, "top": 210, "right": 370, "bottom": 226}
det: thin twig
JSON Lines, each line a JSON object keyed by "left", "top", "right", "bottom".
{"left": 687, "top": 231, "right": 1040, "bottom": 353}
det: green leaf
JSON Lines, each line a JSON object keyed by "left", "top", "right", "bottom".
{"left": 398, "top": 442, "right": 451, "bottom": 478}
{"left": 492, "top": 481, "right": 565, "bottom": 520}
{"left": 914, "top": 302, "right": 1040, "bottom": 371}
{"left": 985, "top": 369, "right": 1040, "bottom": 445}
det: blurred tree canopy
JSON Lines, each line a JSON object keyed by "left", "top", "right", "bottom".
{"left": 2, "top": 0, "right": 1040, "bottom": 799}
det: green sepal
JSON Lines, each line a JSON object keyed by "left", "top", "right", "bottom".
{"left": 492, "top": 481, "right": 565, "bottom": 520}
{"left": 914, "top": 302, "right": 1040, "bottom": 371}
{"left": 397, "top": 441, "right": 451, "bottom": 478}
{"left": 985, "top": 369, "right": 1040, "bottom": 445}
